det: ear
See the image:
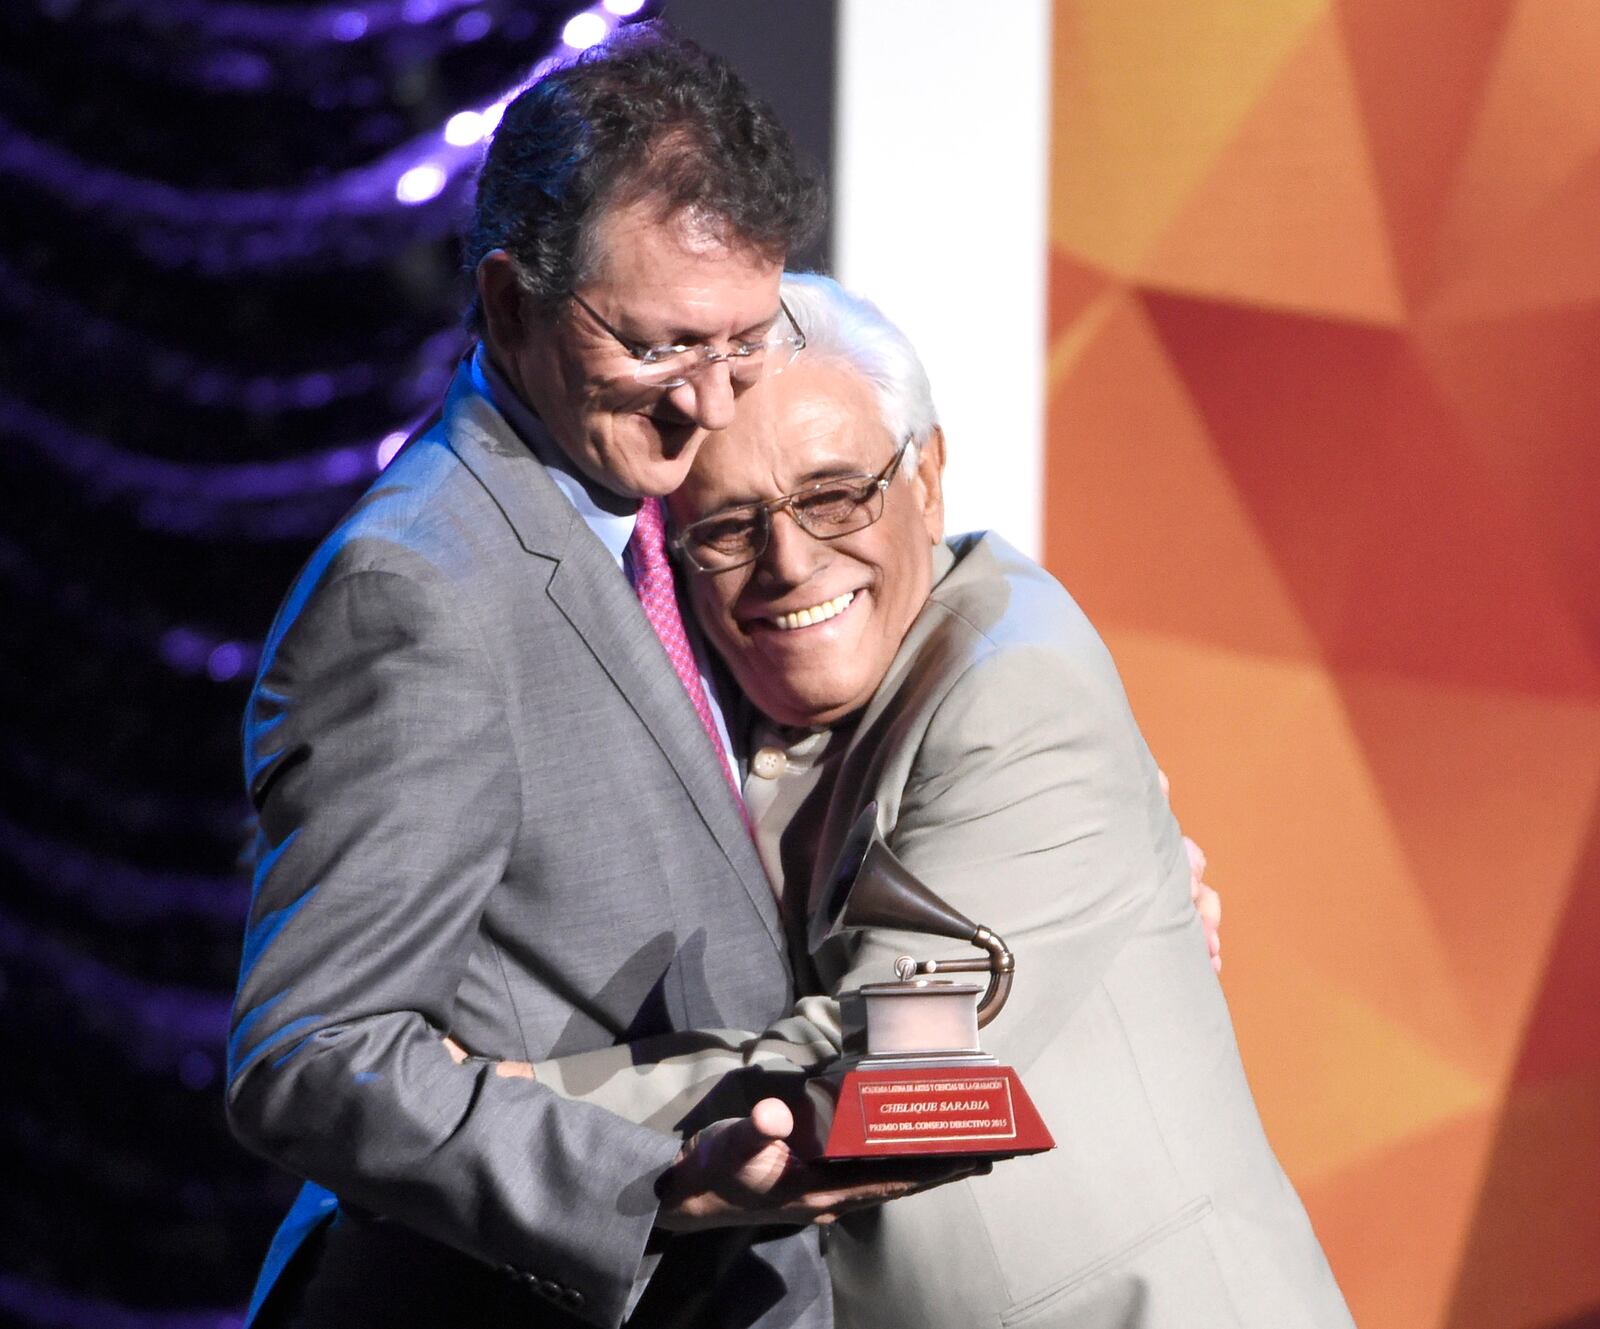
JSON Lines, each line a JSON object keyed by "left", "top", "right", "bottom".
{"left": 911, "top": 425, "right": 947, "bottom": 544}
{"left": 476, "top": 250, "right": 531, "bottom": 359}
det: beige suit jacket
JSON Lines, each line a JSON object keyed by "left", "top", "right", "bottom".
{"left": 536, "top": 532, "right": 1355, "bottom": 1329}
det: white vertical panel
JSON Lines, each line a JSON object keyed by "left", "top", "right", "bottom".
{"left": 834, "top": 0, "right": 1051, "bottom": 557}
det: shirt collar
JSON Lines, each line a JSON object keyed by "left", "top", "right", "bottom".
{"left": 470, "top": 343, "right": 639, "bottom": 567}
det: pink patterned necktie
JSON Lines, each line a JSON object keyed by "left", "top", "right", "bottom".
{"left": 627, "top": 498, "right": 749, "bottom": 820}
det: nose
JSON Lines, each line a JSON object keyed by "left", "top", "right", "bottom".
{"left": 756, "top": 503, "right": 823, "bottom": 589}
{"left": 667, "top": 360, "right": 737, "bottom": 432}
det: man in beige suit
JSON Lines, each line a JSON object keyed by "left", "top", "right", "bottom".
{"left": 523, "top": 273, "right": 1355, "bottom": 1328}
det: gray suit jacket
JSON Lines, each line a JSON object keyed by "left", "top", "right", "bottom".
{"left": 227, "top": 364, "right": 828, "bottom": 1329}
{"left": 534, "top": 533, "right": 1355, "bottom": 1329}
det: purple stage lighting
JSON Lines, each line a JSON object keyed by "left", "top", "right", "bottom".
{"left": 562, "top": 11, "right": 610, "bottom": 50}
{"left": 394, "top": 162, "right": 448, "bottom": 204}
{"left": 331, "top": 9, "right": 368, "bottom": 40}
{"left": 376, "top": 430, "right": 409, "bottom": 468}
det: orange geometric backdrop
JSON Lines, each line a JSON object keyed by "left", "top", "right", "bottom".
{"left": 1043, "top": 3, "right": 1600, "bottom": 1326}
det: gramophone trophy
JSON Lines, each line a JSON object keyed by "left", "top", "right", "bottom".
{"left": 803, "top": 805, "right": 1055, "bottom": 1160}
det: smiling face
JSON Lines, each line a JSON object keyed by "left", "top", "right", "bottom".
{"left": 477, "top": 198, "right": 785, "bottom": 500}
{"left": 669, "top": 358, "right": 946, "bottom": 728}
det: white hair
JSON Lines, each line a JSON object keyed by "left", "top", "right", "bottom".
{"left": 779, "top": 273, "right": 939, "bottom": 476}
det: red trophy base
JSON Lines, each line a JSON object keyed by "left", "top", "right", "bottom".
{"left": 812, "top": 1061, "right": 1055, "bottom": 1160}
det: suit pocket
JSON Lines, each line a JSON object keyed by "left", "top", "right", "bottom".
{"left": 999, "top": 1196, "right": 1225, "bottom": 1327}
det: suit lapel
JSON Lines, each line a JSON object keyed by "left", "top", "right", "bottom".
{"left": 799, "top": 539, "right": 971, "bottom": 925}
{"left": 441, "top": 365, "right": 788, "bottom": 957}
{"left": 544, "top": 549, "right": 785, "bottom": 948}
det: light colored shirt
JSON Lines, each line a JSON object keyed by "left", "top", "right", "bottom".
{"left": 469, "top": 345, "right": 739, "bottom": 776}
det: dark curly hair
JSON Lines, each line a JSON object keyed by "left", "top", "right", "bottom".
{"left": 463, "top": 24, "right": 823, "bottom": 332}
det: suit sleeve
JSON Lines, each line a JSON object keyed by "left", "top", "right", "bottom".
{"left": 532, "top": 625, "right": 1188, "bottom": 1123}
{"left": 528, "top": 1000, "right": 842, "bottom": 1133}
{"left": 825, "top": 634, "right": 1189, "bottom": 1071}
{"left": 226, "top": 563, "right": 681, "bottom": 1329}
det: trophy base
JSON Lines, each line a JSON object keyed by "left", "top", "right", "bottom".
{"left": 809, "top": 1059, "right": 1055, "bottom": 1160}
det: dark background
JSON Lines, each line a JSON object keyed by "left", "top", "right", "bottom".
{"left": 0, "top": 1, "right": 832, "bottom": 1321}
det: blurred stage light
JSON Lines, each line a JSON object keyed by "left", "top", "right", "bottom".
{"left": 159, "top": 628, "right": 210, "bottom": 674}
{"left": 395, "top": 162, "right": 447, "bottom": 203}
{"left": 318, "top": 447, "right": 363, "bottom": 482}
{"left": 562, "top": 12, "right": 610, "bottom": 49}
{"left": 295, "top": 373, "right": 336, "bottom": 408}
{"left": 454, "top": 9, "right": 492, "bottom": 41}
{"left": 206, "top": 642, "right": 245, "bottom": 682}
{"left": 331, "top": 10, "right": 368, "bottom": 41}
{"left": 376, "top": 431, "right": 408, "bottom": 468}
{"left": 603, "top": 0, "right": 646, "bottom": 14}
{"left": 444, "top": 110, "right": 486, "bottom": 145}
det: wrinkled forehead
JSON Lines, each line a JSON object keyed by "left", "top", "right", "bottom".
{"left": 673, "top": 361, "right": 891, "bottom": 514}
{"left": 585, "top": 197, "right": 780, "bottom": 294}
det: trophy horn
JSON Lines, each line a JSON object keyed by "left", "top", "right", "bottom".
{"left": 811, "top": 803, "right": 1015, "bottom": 1027}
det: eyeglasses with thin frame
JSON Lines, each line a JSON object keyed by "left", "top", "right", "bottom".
{"left": 672, "top": 440, "right": 914, "bottom": 574}
{"left": 569, "top": 292, "right": 807, "bottom": 389}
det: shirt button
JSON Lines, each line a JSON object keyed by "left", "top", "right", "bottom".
{"left": 751, "top": 747, "right": 787, "bottom": 779}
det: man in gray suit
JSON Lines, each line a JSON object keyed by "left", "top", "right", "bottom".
{"left": 227, "top": 36, "right": 960, "bottom": 1329}
{"left": 527, "top": 274, "right": 1357, "bottom": 1328}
